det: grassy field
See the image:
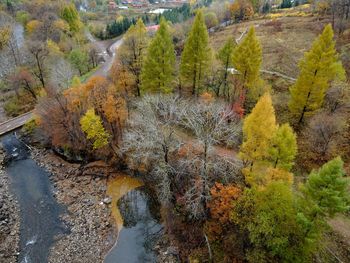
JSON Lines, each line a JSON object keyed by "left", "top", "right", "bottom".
{"left": 210, "top": 15, "right": 333, "bottom": 79}
{"left": 210, "top": 14, "right": 340, "bottom": 125}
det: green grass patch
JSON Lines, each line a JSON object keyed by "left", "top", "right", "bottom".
{"left": 79, "top": 66, "right": 100, "bottom": 83}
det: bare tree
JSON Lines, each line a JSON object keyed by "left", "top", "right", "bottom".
{"left": 0, "top": 12, "right": 21, "bottom": 77}
{"left": 88, "top": 45, "right": 99, "bottom": 68}
{"left": 27, "top": 41, "right": 49, "bottom": 88}
{"left": 324, "top": 82, "right": 350, "bottom": 113}
{"left": 8, "top": 67, "right": 37, "bottom": 100}
{"left": 122, "top": 95, "right": 182, "bottom": 204}
{"left": 178, "top": 100, "right": 242, "bottom": 218}
{"left": 49, "top": 58, "right": 76, "bottom": 91}
{"left": 306, "top": 112, "right": 346, "bottom": 158}
{"left": 122, "top": 95, "right": 243, "bottom": 219}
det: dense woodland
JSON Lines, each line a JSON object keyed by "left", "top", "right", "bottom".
{"left": 1, "top": 0, "right": 350, "bottom": 262}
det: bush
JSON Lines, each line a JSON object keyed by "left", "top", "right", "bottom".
{"left": 0, "top": 80, "right": 10, "bottom": 93}
{"left": 22, "top": 119, "right": 37, "bottom": 135}
{"left": 204, "top": 12, "right": 219, "bottom": 29}
{"left": 4, "top": 97, "right": 20, "bottom": 117}
{"left": 15, "top": 10, "right": 30, "bottom": 25}
{"left": 263, "top": 19, "right": 283, "bottom": 32}
{"left": 3, "top": 92, "right": 36, "bottom": 117}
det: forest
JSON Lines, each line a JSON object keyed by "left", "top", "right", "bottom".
{"left": 0, "top": 0, "right": 350, "bottom": 262}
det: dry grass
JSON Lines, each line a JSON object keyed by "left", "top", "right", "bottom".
{"left": 209, "top": 15, "right": 336, "bottom": 124}
{"left": 210, "top": 16, "right": 333, "bottom": 79}
{"left": 328, "top": 215, "right": 350, "bottom": 247}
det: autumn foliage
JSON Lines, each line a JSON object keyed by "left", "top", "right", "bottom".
{"left": 36, "top": 76, "right": 127, "bottom": 158}
{"left": 207, "top": 183, "right": 241, "bottom": 239}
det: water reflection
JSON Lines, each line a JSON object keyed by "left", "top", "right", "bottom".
{"left": 105, "top": 176, "right": 162, "bottom": 263}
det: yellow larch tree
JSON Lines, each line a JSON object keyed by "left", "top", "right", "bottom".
{"left": 289, "top": 24, "right": 346, "bottom": 124}
{"left": 239, "top": 92, "right": 277, "bottom": 168}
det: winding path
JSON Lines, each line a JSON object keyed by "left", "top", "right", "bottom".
{"left": 86, "top": 30, "right": 123, "bottom": 77}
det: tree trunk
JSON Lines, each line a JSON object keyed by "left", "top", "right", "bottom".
{"left": 192, "top": 68, "right": 197, "bottom": 96}
{"left": 35, "top": 53, "right": 45, "bottom": 88}
{"left": 23, "top": 80, "right": 37, "bottom": 100}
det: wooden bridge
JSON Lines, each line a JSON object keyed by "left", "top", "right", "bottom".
{"left": 0, "top": 112, "right": 33, "bottom": 136}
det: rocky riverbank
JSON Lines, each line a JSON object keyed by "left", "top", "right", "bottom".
{"left": 30, "top": 148, "right": 116, "bottom": 263}
{"left": 0, "top": 143, "right": 20, "bottom": 262}
{"left": 29, "top": 146, "right": 177, "bottom": 263}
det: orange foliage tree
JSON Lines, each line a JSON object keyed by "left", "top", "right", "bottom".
{"left": 109, "top": 57, "right": 136, "bottom": 117}
{"left": 207, "top": 183, "right": 242, "bottom": 239}
{"left": 206, "top": 182, "right": 244, "bottom": 262}
{"left": 230, "top": 0, "right": 254, "bottom": 22}
{"left": 37, "top": 76, "right": 127, "bottom": 156}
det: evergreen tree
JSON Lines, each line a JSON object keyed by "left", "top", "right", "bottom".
{"left": 117, "top": 18, "right": 148, "bottom": 96}
{"left": 180, "top": 10, "right": 212, "bottom": 96}
{"left": 240, "top": 92, "right": 277, "bottom": 168}
{"left": 106, "top": 17, "right": 134, "bottom": 38}
{"left": 303, "top": 157, "right": 349, "bottom": 217}
{"left": 262, "top": 2, "right": 271, "bottom": 13}
{"left": 232, "top": 26, "right": 264, "bottom": 100}
{"left": 141, "top": 17, "right": 176, "bottom": 94}
{"left": 217, "top": 38, "right": 236, "bottom": 98}
{"left": 233, "top": 182, "right": 305, "bottom": 263}
{"left": 280, "top": 0, "right": 292, "bottom": 9}
{"left": 162, "top": 3, "right": 192, "bottom": 23}
{"left": 268, "top": 123, "right": 297, "bottom": 171}
{"left": 296, "top": 157, "right": 350, "bottom": 255}
{"left": 289, "top": 24, "right": 346, "bottom": 124}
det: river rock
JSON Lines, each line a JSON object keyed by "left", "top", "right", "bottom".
{"left": 30, "top": 148, "right": 116, "bottom": 263}
{"left": 0, "top": 164, "right": 20, "bottom": 262}
{"left": 0, "top": 143, "right": 4, "bottom": 164}
{"left": 103, "top": 197, "right": 112, "bottom": 204}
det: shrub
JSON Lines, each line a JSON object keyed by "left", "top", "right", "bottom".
{"left": 22, "top": 119, "right": 37, "bottom": 135}
{"left": 4, "top": 97, "right": 20, "bottom": 117}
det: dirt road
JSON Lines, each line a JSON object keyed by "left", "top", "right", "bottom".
{"left": 86, "top": 30, "right": 123, "bottom": 77}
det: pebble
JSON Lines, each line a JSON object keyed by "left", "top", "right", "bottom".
{"left": 0, "top": 143, "right": 20, "bottom": 263}
{"left": 30, "top": 148, "right": 116, "bottom": 263}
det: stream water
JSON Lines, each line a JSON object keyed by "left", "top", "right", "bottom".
{"left": 1, "top": 133, "right": 68, "bottom": 263}
{"left": 104, "top": 176, "right": 162, "bottom": 263}
{"left": 1, "top": 133, "right": 161, "bottom": 262}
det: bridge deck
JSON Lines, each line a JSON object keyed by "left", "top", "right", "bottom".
{"left": 0, "top": 112, "right": 33, "bottom": 136}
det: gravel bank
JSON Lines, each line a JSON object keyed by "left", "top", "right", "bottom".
{"left": 29, "top": 146, "right": 176, "bottom": 263}
{"left": 0, "top": 143, "right": 20, "bottom": 262}
{"left": 30, "top": 148, "right": 116, "bottom": 263}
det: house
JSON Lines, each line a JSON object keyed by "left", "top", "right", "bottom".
{"left": 146, "top": 25, "right": 160, "bottom": 31}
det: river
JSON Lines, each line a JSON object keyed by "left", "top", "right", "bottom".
{"left": 1, "top": 133, "right": 68, "bottom": 263}
{"left": 2, "top": 133, "right": 162, "bottom": 263}
{"left": 104, "top": 176, "right": 162, "bottom": 263}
